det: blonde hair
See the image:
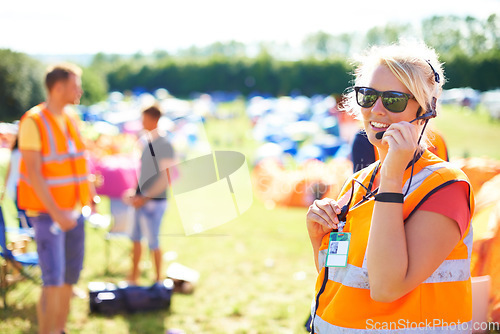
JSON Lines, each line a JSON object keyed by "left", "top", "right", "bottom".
{"left": 342, "top": 40, "right": 445, "bottom": 120}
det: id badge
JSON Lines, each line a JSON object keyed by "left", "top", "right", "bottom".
{"left": 325, "top": 232, "right": 351, "bottom": 267}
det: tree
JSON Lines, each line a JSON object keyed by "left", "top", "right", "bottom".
{"left": 81, "top": 68, "right": 108, "bottom": 106}
{"left": 205, "top": 41, "right": 247, "bottom": 58}
{"left": 422, "top": 16, "right": 465, "bottom": 55}
{"left": 364, "top": 23, "right": 414, "bottom": 47}
{"left": 0, "top": 49, "right": 45, "bottom": 121}
{"left": 95, "top": 14, "right": 500, "bottom": 97}
{"left": 331, "top": 32, "right": 358, "bottom": 57}
{"left": 90, "top": 52, "right": 123, "bottom": 71}
{"left": 485, "top": 14, "right": 500, "bottom": 50}
{"left": 152, "top": 50, "right": 170, "bottom": 61}
{"left": 302, "top": 31, "right": 335, "bottom": 58}
{"left": 465, "top": 16, "right": 488, "bottom": 55}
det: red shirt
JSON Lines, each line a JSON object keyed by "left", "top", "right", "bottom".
{"left": 418, "top": 181, "right": 471, "bottom": 237}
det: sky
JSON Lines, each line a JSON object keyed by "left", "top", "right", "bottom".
{"left": 1, "top": 0, "right": 499, "bottom": 56}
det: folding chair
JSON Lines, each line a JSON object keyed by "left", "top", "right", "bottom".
{"left": 86, "top": 198, "right": 133, "bottom": 275}
{"left": 105, "top": 198, "right": 134, "bottom": 275}
{"left": 0, "top": 206, "right": 39, "bottom": 308}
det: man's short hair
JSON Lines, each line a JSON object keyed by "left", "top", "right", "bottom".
{"left": 45, "top": 63, "right": 82, "bottom": 92}
{"left": 142, "top": 105, "right": 162, "bottom": 120}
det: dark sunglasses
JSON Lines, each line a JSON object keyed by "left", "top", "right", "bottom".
{"left": 354, "top": 86, "right": 414, "bottom": 113}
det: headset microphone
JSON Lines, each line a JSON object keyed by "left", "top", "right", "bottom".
{"left": 374, "top": 109, "right": 436, "bottom": 140}
{"left": 375, "top": 130, "right": 385, "bottom": 140}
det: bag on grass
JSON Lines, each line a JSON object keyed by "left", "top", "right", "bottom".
{"left": 89, "top": 280, "right": 174, "bottom": 315}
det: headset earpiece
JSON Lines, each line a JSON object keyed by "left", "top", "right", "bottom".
{"left": 424, "top": 60, "right": 440, "bottom": 120}
{"left": 419, "top": 97, "right": 437, "bottom": 121}
{"left": 426, "top": 60, "right": 441, "bottom": 84}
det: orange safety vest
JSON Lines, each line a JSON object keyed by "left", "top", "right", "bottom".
{"left": 427, "top": 128, "right": 449, "bottom": 162}
{"left": 312, "top": 150, "right": 474, "bottom": 333}
{"left": 18, "top": 104, "right": 91, "bottom": 212}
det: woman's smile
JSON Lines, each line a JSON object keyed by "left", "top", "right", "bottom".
{"left": 369, "top": 121, "right": 390, "bottom": 131}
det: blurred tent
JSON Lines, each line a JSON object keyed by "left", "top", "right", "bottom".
{"left": 452, "top": 157, "right": 500, "bottom": 196}
{"left": 470, "top": 173, "right": 500, "bottom": 323}
{"left": 441, "top": 87, "right": 481, "bottom": 109}
{"left": 252, "top": 157, "right": 352, "bottom": 208}
{"left": 91, "top": 155, "right": 139, "bottom": 199}
{"left": 248, "top": 94, "right": 359, "bottom": 208}
{"left": 454, "top": 157, "right": 500, "bottom": 323}
{"left": 481, "top": 90, "right": 500, "bottom": 120}
{"left": 249, "top": 94, "right": 353, "bottom": 164}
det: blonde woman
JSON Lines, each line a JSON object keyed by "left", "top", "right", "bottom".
{"left": 307, "top": 41, "right": 474, "bottom": 333}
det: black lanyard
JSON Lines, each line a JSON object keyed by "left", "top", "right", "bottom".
{"left": 311, "top": 162, "right": 380, "bottom": 333}
{"left": 343, "top": 161, "right": 380, "bottom": 216}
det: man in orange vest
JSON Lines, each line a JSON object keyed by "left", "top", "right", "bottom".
{"left": 18, "top": 63, "right": 97, "bottom": 334}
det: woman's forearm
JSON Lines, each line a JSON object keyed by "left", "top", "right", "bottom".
{"left": 309, "top": 233, "right": 324, "bottom": 273}
{"left": 366, "top": 173, "right": 409, "bottom": 302}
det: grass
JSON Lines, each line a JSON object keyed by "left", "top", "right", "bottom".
{"left": 1, "top": 100, "right": 500, "bottom": 333}
{"left": 433, "top": 104, "right": 500, "bottom": 160}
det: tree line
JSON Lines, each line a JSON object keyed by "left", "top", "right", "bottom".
{"left": 101, "top": 49, "right": 500, "bottom": 97}
{"left": 1, "top": 14, "right": 499, "bottom": 121}
{"left": 103, "top": 53, "right": 353, "bottom": 98}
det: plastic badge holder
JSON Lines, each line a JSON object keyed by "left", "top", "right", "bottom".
{"left": 325, "top": 232, "right": 351, "bottom": 267}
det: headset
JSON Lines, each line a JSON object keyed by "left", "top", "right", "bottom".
{"left": 376, "top": 59, "right": 442, "bottom": 199}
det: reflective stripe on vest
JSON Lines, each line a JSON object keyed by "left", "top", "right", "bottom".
{"left": 313, "top": 315, "right": 473, "bottom": 333}
{"left": 317, "top": 168, "right": 475, "bottom": 286}
{"left": 18, "top": 104, "right": 91, "bottom": 211}
{"left": 318, "top": 228, "right": 472, "bottom": 289}
{"left": 38, "top": 112, "right": 86, "bottom": 163}
{"left": 312, "top": 150, "right": 474, "bottom": 332}
{"left": 402, "top": 162, "right": 449, "bottom": 196}
{"left": 19, "top": 173, "right": 88, "bottom": 186}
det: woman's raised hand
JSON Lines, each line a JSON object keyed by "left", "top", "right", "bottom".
{"left": 306, "top": 198, "right": 342, "bottom": 239}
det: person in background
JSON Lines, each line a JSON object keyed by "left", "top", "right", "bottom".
{"left": 0, "top": 135, "right": 32, "bottom": 228}
{"left": 18, "top": 63, "right": 99, "bottom": 334}
{"left": 124, "top": 105, "right": 175, "bottom": 285}
{"left": 306, "top": 41, "right": 474, "bottom": 333}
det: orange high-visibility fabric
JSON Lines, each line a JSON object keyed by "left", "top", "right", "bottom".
{"left": 18, "top": 104, "right": 91, "bottom": 212}
{"left": 312, "top": 150, "right": 474, "bottom": 332}
{"left": 427, "top": 129, "right": 448, "bottom": 161}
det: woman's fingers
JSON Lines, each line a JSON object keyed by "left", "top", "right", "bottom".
{"left": 382, "top": 122, "right": 418, "bottom": 149}
{"left": 308, "top": 211, "right": 336, "bottom": 230}
{"left": 308, "top": 199, "right": 341, "bottom": 229}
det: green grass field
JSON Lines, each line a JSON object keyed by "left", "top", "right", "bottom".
{"left": 434, "top": 105, "right": 500, "bottom": 160}
{"left": 1, "top": 101, "right": 500, "bottom": 333}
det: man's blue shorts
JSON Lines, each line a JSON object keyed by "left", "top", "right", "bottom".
{"left": 131, "top": 200, "right": 167, "bottom": 250}
{"left": 31, "top": 213, "right": 85, "bottom": 286}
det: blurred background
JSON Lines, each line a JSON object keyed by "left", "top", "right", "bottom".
{"left": 1, "top": 1, "right": 500, "bottom": 333}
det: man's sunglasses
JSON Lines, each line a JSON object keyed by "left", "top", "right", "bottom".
{"left": 354, "top": 86, "right": 414, "bottom": 113}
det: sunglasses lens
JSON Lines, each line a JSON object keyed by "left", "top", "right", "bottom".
{"left": 382, "top": 92, "right": 409, "bottom": 112}
{"left": 356, "top": 88, "right": 378, "bottom": 108}
{"left": 355, "top": 87, "right": 411, "bottom": 112}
